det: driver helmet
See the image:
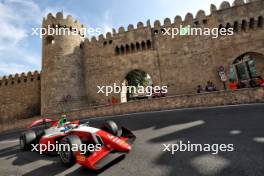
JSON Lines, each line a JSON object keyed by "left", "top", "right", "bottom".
{"left": 59, "top": 115, "right": 68, "bottom": 127}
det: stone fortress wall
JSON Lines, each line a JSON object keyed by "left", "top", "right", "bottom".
{"left": 0, "top": 72, "right": 41, "bottom": 122}
{"left": 41, "top": 12, "right": 87, "bottom": 115}
{"left": 0, "top": 0, "right": 263, "bottom": 121}
{"left": 84, "top": 0, "right": 264, "bottom": 106}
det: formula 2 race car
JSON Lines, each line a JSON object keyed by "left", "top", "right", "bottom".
{"left": 19, "top": 117, "right": 136, "bottom": 170}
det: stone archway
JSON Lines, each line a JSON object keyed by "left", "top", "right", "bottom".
{"left": 229, "top": 52, "right": 264, "bottom": 88}
{"left": 229, "top": 52, "right": 264, "bottom": 81}
{"left": 120, "top": 69, "right": 153, "bottom": 103}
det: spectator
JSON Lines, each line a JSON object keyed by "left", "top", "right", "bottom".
{"left": 111, "top": 97, "right": 119, "bottom": 104}
{"left": 249, "top": 79, "right": 258, "bottom": 88}
{"left": 237, "top": 81, "right": 247, "bottom": 89}
{"left": 206, "top": 81, "right": 217, "bottom": 92}
{"left": 107, "top": 99, "right": 111, "bottom": 105}
{"left": 197, "top": 85, "right": 203, "bottom": 93}
{"left": 229, "top": 80, "right": 237, "bottom": 90}
{"left": 257, "top": 76, "right": 264, "bottom": 87}
{"left": 205, "top": 81, "right": 210, "bottom": 91}
{"left": 210, "top": 81, "right": 217, "bottom": 91}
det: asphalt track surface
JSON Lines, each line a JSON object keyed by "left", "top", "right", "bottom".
{"left": 0, "top": 104, "right": 264, "bottom": 176}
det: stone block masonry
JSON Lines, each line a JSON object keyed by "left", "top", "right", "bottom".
{"left": 0, "top": 88, "right": 263, "bottom": 132}
{"left": 0, "top": 0, "right": 263, "bottom": 121}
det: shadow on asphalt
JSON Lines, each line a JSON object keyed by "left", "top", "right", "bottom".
{"left": 0, "top": 144, "right": 126, "bottom": 176}
{"left": 89, "top": 105, "right": 264, "bottom": 176}
{"left": 0, "top": 104, "right": 263, "bottom": 175}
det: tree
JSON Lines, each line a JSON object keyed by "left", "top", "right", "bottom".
{"left": 125, "top": 69, "right": 148, "bottom": 87}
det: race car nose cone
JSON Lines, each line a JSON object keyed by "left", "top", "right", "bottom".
{"left": 119, "top": 142, "right": 131, "bottom": 152}
{"left": 123, "top": 143, "right": 131, "bottom": 152}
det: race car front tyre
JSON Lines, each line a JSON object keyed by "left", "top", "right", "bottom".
{"left": 59, "top": 135, "right": 82, "bottom": 167}
{"left": 20, "top": 130, "right": 36, "bottom": 150}
{"left": 101, "top": 120, "right": 118, "bottom": 136}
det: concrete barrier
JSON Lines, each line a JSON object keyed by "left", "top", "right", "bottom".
{"left": 1, "top": 87, "right": 263, "bottom": 132}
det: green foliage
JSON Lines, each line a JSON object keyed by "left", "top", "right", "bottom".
{"left": 125, "top": 69, "right": 149, "bottom": 87}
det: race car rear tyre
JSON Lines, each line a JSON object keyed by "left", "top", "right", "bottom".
{"left": 34, "top": 128, "right": 45, "bottom": 139}
{"left": 20, "top": 130, "right": 36, "bottom": 150}
{"left": 59, "top": 135, "right": 82, "bottom": 167}
{"left": 101, "top": 120, "right": 118, "bottom": 136}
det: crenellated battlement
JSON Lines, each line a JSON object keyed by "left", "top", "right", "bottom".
{"left": 42, "top": 12, "right": 85, "bottom": 37}
{"left": 1, "top": 0, "right": 263, "bottom": 121}
{"left": 84, "top": 20, "right": 150, "bottom": 44}
{"left": 152, "top": 0, "right": 263, "bottom": 34}
{"left": 0, "top": 71, "right": 40, "bottom": 87}
{"left": 83, "top": 0, "right": 263, "bottom": 49}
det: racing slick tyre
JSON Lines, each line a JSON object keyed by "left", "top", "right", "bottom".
{"left": 59, "top": 135, "right": 82, "bottom": 167}
{"left": 20, "top": 130, "right": 36, "bottom": 150}
{"left": 101, "top": 120, "right": 118, "bottom": 136}
{"left": 33, "top": 128, "right": 45, "bottom": 139}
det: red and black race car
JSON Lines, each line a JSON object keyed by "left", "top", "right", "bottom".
{"left": 19, "top": 117, "right": 136, "bottom": 170}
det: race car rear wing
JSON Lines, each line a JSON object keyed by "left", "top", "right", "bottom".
{"left": 27, "top": 118, "right": 80, "bottom": 129}
{"left": 27, "top": 118, "right": 53, "bottom": 129}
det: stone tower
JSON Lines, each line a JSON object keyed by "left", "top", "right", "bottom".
{"left": 41, "top": 12, "right": 87, "bottom": 115}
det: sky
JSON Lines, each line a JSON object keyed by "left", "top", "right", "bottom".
{"left": 0, "top": 0, "right": 234, "bottom": 76}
